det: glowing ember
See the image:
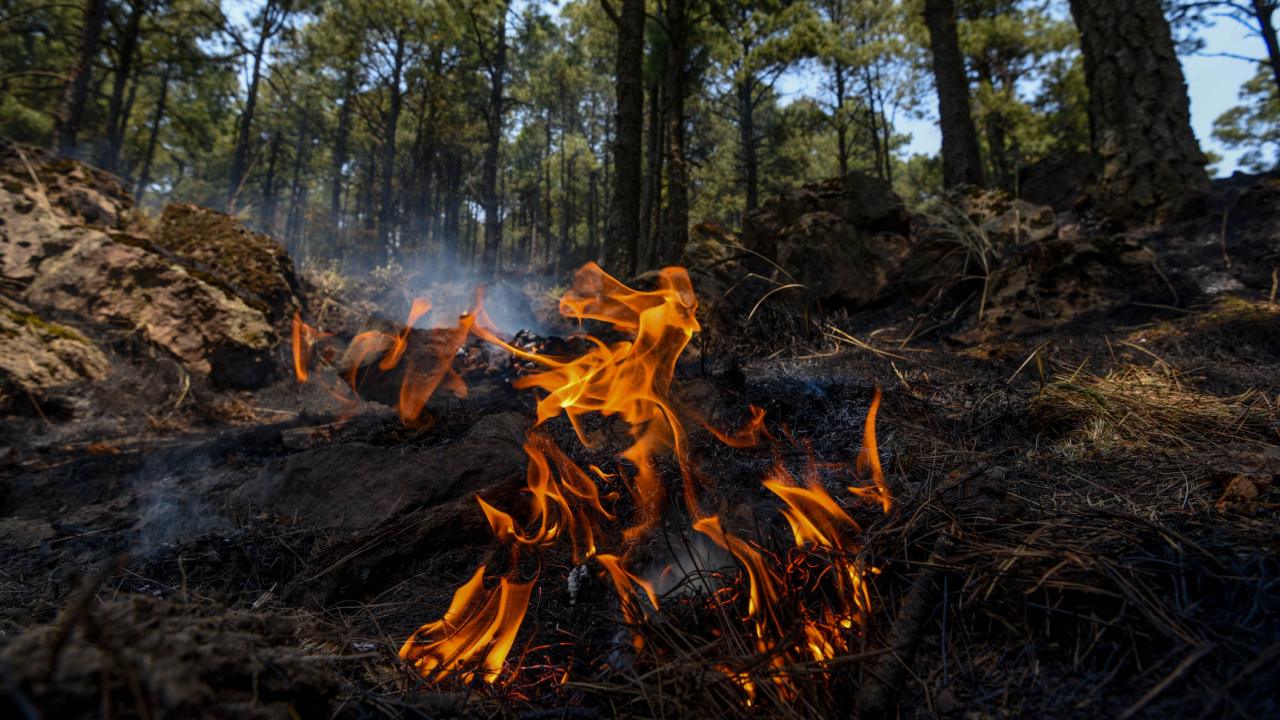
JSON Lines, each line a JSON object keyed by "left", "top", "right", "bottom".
{"left": 291, "top": 263, "right": 893, "bottom": 695}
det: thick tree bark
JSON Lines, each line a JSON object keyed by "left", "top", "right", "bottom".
{"left": 659, "top": 0, "right": 689, "bottom": 265}
{"left": 1068, "top": 0, "right": 1208, "bottom": 223}
{"left": 56, "top": 0, "right": 108, "bottom": 157}
{"left": 923, "top": 0, "right": 984, "bottom": 188}
{"left": 479, "top": 2, "right": 508, "bottom": 272}
{"left": 102, "top": 0, "right": 147, "bottom": 173}
{"left": 604, "top": 0, "right": 644, "bottom": 275}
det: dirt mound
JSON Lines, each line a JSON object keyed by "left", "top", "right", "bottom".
{"left": 953, "top": 235, "right": 1175, "bottom": 342}
{"left": 742, "top": 171, "right": 911, "bottom": 307}
{"left": 0, "top": 595, "right": 339, "bottom": 719}
{"left": 156, "top": 203, "right": 303, "bottom": 323}
{"left": 235, "top": 411, "right": 528, "bottom": 529}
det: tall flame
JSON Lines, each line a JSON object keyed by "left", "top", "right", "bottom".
{"left": 291, "top": 264, "right": 893, "bottom": 694}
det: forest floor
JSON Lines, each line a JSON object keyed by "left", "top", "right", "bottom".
{"left": 1, "top": 167, "right": 1278, "bottom": 719}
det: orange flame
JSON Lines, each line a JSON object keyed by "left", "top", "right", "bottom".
{"left": 849, "top": 387, "right": 891, "bottom": 512}
{"left": 385, "top": 266, "right": 894, "bottom": 696}
{"left": 471, "top": 263, "right": 702, "bottom": 538}
{"left": 290, "top": 312, "right": 330, "bottom": 382}
{"left": 399, "top": 565, "right": 534, "bottom": 683}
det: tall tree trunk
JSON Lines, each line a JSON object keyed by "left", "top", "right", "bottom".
{"left": 1252, "top": 1, "right": 1280, "bottom": 97}
{"left": 285, "top": 120, "right": 310, "bottom": 255}
{"left": 134, "top": 66, "right": 170, "bottom": 203}
{"left": 480, "top": 2, "right": 508, "bottom": 272}
{"left": 1068, "top": 0, "right": 1208, "bottom": 223}
{"left": 102, "top": 0, "right": 147, "bottom": 172}
{"left": 833, "top": 62, "right": 849, "bottom": 177}
{"left": 260, "top": 132, "right": 282, "bottom": 232}
{"left": 640, "top": 80, "right": 663, "bottom": 266}
{"left": 659, "top": 0, "right": 689, "bottom": 265}
{"left": 56, "top": 0, "right": 108, "bottom": 157}
{"left": 737, "top": 73, "right": 759, "bottom": 213}
{"left": 605, "top": 0, "right": 644, "bottom": 275}
{"left": 228, "top": 0, "right": 277, "bottom": 211}
{"left": 588, "top": 168, "right": 599, "bottom": 260}
{"left": 330, "top": 65, "right": 356, "bottom": 245}
{"left": 923, "top": 0, "right": 985, "bottom": 188}
{"left": 543, "top": 113, "right": 554, "bottom": 265}
{"left": 444, "top": 150, "right": 462, "bottom": 266}
{"left": 377, "top": 34, "right": 407, "bottom": 267}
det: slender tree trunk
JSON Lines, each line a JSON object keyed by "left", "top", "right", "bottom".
{"left": 923, "top": 0, "right": 985, "bottom": 188}
{"left": 1252, "top": 1, "right": 1280, "bottom": 96}
{"left": 737, "top": 74, "right": 759, "bottom": 213}
{"left": 285, "top": 120, "right": 309, "bottom": 253}
{"left": 833, "top": 62, "right": 849, "bottom": 177}
{"left": 56, "top": 0, "right": 108, "bottom": 157}
{"left": 640, "top": 80, "right": 662, "bottom": 266}
{"left": 659, "top": 0, "right": 689, "bottom": 265}
{"left": 444, "top": 150, "right": 462, "bottom": 266}
{"left": 377, "top": 34, "right": 407, "bottom": 267}
{"left": 330, "top": 65, "right": 355, "bottom": 244}
{"left": 605, "top": 0, "right": 644, "bottom": 275}
{"left": 134, "top": 66, "right": 170, "bottom": 203}
{"left": 862, "top": 68, "right": 885, "bottom": 181}
{"left": 260, "top": 132, "right": 282, "bottom": 231}
{"left": 103, "top": 0, "right": 147, "bottom": 172}
{"left": 1068, "top": 0, "right": 1208, "bottom": 223}
{"left": 480, "top": 2, "right": 508, "bottom": 272}
{"left": 228, "top": 0, "right": 277, "bottom": 211}
{"left": 544, "top": 114, "right": 554, "bottom": 265}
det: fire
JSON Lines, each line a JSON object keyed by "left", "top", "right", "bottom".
{"left": 291, "top": 296, "right": 470, "bottom": 422}
{"left": 291, "top": 264, "right": 893, "bottom": 696}
{"left": 470, "top": 263, "right": 702, "bottom": 539}
{"left": 398, "top": 565, "right": 534, "bottom": 684}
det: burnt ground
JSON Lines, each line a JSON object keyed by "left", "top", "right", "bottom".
{"left": 1, "top": 177, "right": 1279, "bottom": 719}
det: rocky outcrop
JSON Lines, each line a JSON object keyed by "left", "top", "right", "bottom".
{"left": 155, "top": 203, "right": 302, "bottom": 322}
{"left": 742, "top": 171, "right": 911, "bottom": 306}
{"left": 0, "top": 142, "right": 281, "bottom": 391}
{"left": 899, "top": 187, "right": 1058, "bottom": 307}
{"left": 0, "top": 295, "right": 109, "bottom": 415}
{"left": 952, "top": 235, "right": 1176, "bottom": 342}
{"left": 23, "top": 230, "right": 274, "bottom": 386}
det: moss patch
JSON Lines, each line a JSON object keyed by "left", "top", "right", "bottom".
{"left": 4, "top": 310, "right": 90, "bottom": 345}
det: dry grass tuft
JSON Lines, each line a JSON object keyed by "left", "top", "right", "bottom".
{"left": 1028, "top": 365, "right": 1268, "bottom": 455}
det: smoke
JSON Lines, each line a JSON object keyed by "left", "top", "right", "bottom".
{"left": 130, "top": 446, "right": 228, "bottom": 558}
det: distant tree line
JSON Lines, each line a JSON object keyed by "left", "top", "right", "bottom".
{"left": 1, "top": 0, "right": 1275, "bottom": 273}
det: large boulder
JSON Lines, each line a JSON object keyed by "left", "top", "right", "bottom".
{"left": 0, "top": 143, "right": 280, "bottom": 390}
{"left": 898, "top": 187, "right": 1058, "bottom": 307}
{"left": 741, "top": 171, "right": 911, "bottom": 306}
{"left": 0, "top": 295, "right": 109, "bottom": 415}
{"left": 951, "top": 235, "right": 1176, "bottom": 343}
{"left": 24, "top": 230, "right": 275, "bottom": 387}
{"left": 154, "top": 203, "right": 303, "bottom": 322}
